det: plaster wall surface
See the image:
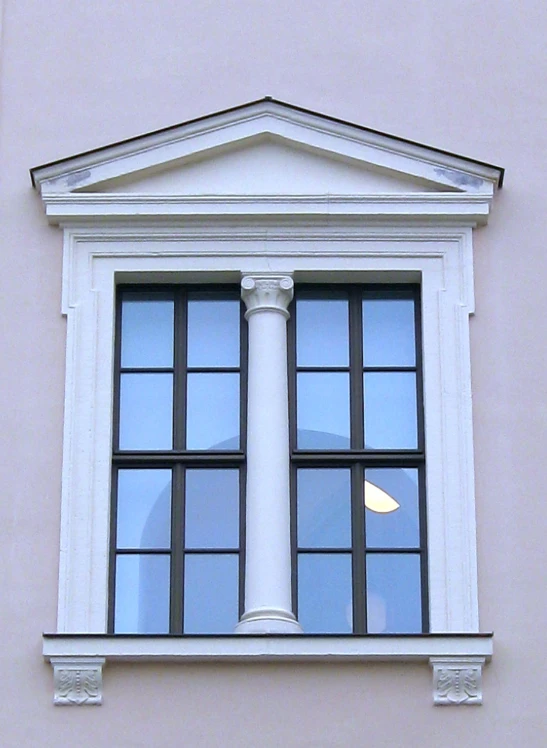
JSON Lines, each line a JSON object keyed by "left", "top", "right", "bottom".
{"left": 0, "top": 1, "right": 546, "bottom": 745}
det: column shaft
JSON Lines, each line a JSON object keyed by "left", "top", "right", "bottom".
{"left": 235, "top": 275, "right": 301, "bottom": 634}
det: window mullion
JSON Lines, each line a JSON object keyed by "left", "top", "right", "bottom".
{"left": 173, "top": 288, "right": 187, "bottom": 451}
{"left": 170, "top": 290, "right": 186, "bottom": 633}
{"left": 170, "top": 464, "right": 184, "bottom": 634}
{"left": 351, "top": 462, "right": 366, "bottom": 633}
{"left": 349, "top": 289, "right": 364, "bottom": 450}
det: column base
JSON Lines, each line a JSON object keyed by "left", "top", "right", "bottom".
{"left": 235, "top": 608, "right": 303, "bottom": 635}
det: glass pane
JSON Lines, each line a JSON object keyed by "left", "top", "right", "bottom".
{"left": 184, "top": 554, "right": 239, "bottom": 634}
{"left": 364, "top": 372, "right": 417, "bottom": 449}
{"left": 363, "top": 299, "right": 416, "bottom": 367}
{"left": 117, "top": 469, "right": 171, "bottom": 549}
{"left": 186, "top": 373, "right": 240, "bottom": 449}
{"left": 119, "top": 373, "right": 173, "bottom": 450}
{"left": 296, "top": 298, "right": 349, "bottom": 367}
{"left": 366, "top": 554, "right": 422, "bottom": 633}
{"left": 365, "top": 468, "right": 420, "bottom": 548}
{"left": 297, "top": 469, "right": 351, "bottom": 548}
{"left": 187, "top": 298, "right": 240, "bottom": 368}
{"left": 298, "top": 554, "right": 352, "bottom": 633}
{"left": 114, "top": 554, "right": 170, "bottom": 634}
{"left": 121, "top": 294, "right": 174, "bottom": 368}
{"left": 297, "top": 372, "right": 350, "bottom": 449}
{"left": 185, "top": 469, "right": 239, "bottom": 548}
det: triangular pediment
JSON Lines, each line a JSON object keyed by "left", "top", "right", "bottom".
{"left": 84, "top": 136, "right": 444, "bottom": 196}
{"left": 31, "top": 98, "right": 503, "bottom": 199}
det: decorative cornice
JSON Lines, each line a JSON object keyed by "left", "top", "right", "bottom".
{"left": 38, "top": 192, "right": 493, "bottom": 226}
{"left": 51, "top": 657, "right": 104, "bottom": 706}
{"left": 241, "top": 275, "right": 294, "bottom": 319}
{"left": 430, "top": 657, "right": 485, "bottom": 706}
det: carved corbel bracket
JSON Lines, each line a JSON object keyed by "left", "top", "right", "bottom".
{"left": 430, "top": 656, "right": 485, "bottom": 706}
{"left": 51, "top": 657, "right": 105, "bottom": 706}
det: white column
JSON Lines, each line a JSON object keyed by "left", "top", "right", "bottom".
{"left": 235, "top": 275, "right": 302, "bottom": 634}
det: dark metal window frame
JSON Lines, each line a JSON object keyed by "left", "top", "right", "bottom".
{"left": 288, "top": 284, "right": 429, "bottom": 634}
{"left": 109, "top": 284, "right": 248, "bottom": 634}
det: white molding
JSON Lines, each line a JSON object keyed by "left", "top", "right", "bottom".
{"left": 53, "top": 227, "right": 479, "bottom": 634}
{"left": 44, "top": 635, "right": 492, "bottom": 663}
{"left": 31, "top": 100, "right": 502, "bottom": 196}
{"left": 430, "top": 657, "right": 485, "bottom": 706}
{"left": 39, "top": 192, "right": 492, "bottom": 225}
{"left": 51, "top": 657, "right": 104, "bottom": 706}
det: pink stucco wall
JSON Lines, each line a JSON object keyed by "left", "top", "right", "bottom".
{"left": 1, "top": 1, "right": 546, "bottom": 744}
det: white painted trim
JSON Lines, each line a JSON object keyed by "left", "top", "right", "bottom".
{"left": 55, "top": 227, "right": 479, "bottom": 634}
{"left": 31, "top": 100, "right": 502, "bottom": 195}
{"left": 40, "top": 192, "right": 493, "bottom": 225}
{"left": 44, "top": 635, "right": 493, "bottom": 663}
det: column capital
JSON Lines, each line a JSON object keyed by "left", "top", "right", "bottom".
{"left": 241, "top": 275, "right": 294, "bottom": 319}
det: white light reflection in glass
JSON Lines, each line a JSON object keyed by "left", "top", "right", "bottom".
{"left": 364, "top": 481, "right": 400, "bottom": 514}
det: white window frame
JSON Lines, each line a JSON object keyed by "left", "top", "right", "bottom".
{"left": 32, "top": 99, "right": 501, "bottom": 705}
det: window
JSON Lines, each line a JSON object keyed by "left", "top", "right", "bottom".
{"left": 111, "top": 287, "right": 246, "bottom": 634}
{"left": 111, "top": 282, "right": 428, "bottom": 636}
{"left": 290, "top": 286, "right": 428, "bottom": 634}
{"left": 33, "top": 98, "right": 501, "bottom": 703}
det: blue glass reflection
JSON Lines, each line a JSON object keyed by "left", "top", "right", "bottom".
{"left": 119, "top": 373, "right": 173, "bottom": 450}
{"left": 184, "top": 554, "right": 239, "bottom": 634}
{"left": 366, "top": 554, "right": 422, "bottom": 633}
{"left": 363, "top": 299, "right": 416, "bottom": 367}
{"left": 297, "top": 299, "right": 349, "bottom": 367}
{"left": 185, "top": 469, "right": 239, "bottom": 548}
{"left": 298, "top": 554, "right": 352, "bottom": 633}
{"left": 187, "top": 299, "right": 240, "bottom": 368}
{"left": 186, "top": 373, "right": 239, "bottom": 449}
{"left": 297, "top": 373, "right": 350, "bottom": 449}
{"left": 121, "top": 295, "right": 174, "bottom": 368}
{"left": 297, "top": 469, "right": 351, "bottom": 548}
{"left": 364, "top": 372, "right": 417, "bottom": 449}
{"left": 115, "top": 554, "right": 170, "bottom": 634}
{"left": 117, "top": 469, "right": 171, "bottom": 549}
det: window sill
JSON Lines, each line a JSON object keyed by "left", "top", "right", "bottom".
{"left": 44, "top": 633, "right": 492, "bottom": 707}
